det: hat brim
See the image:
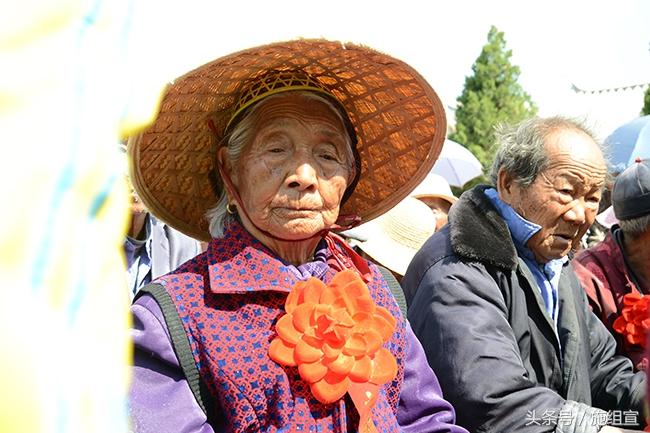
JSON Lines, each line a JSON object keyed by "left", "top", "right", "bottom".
{"left": 130, "top": 39, "right": 446, "bottom": 241}
{"left": 357, "top": 232, "right": 421, "bottom": 276}
{"left": 413, "top": 193, "right": 458, "bottom": 206}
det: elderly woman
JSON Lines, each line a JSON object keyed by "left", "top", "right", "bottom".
{"left": 128, "top": 40, "right": 467, "bottom": 433}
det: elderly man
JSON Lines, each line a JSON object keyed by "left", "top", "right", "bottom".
{"left": 575, "top": 159, "right": 650, "bottom": 371}
{"left": 402, "top": 117, "right": 646, "bottom": 433}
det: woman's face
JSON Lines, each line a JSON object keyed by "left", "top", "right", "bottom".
{"left": 225, "top": 94, "right": 353, "bottom": 240}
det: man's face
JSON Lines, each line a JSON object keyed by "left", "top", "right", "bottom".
{"left": 499, "top": 129, "right": 607, "bottom": 263}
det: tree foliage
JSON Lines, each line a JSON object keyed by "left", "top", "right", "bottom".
{"left": 450, "top": 26, "right": 537, "bottom": 174}
{"left": 642, "top": 84, "right": 650, "bottom": 116}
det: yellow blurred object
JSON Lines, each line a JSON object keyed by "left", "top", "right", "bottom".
{"left": 0, "top": 0, "right": 165, "bottom": 431}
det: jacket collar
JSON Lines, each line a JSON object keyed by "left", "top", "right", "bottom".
{"left": 607, "top": 228, "right": 643, "bottom": 291}
{"left": 448, "top": 185, "right": 520, "bottom": 270}
{"left": 205, "top": 222, "right": 332, "bottom": 294}
{"left": 483, "top": 188, "right": 541, "bottom": 257}
{"left": 605, "top": 229, "right": 629, "bottom": 279}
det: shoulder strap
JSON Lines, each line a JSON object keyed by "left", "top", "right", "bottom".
{"left": 376, "top": 266, "right": 408, "bottom": 319}
{"left": 135, "top": 284, "right": 216, "bottom": 422}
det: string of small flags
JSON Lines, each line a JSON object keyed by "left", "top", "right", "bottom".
{"left": 571, "top": 82, "right": 650, "bottom": 94}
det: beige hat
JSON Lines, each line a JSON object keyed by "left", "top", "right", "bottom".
{"left": 345, "top": 196, "right": 436, "bottom": 276}
{"left": 409, "top": 173, "right": 457, "bottom": 206}
{"left": 129, "top": 39, "right": 446, "bottom": 241}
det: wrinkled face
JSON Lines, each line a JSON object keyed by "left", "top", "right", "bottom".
{"left": 225, "top": 94, "right": 352, "bottom": 240}
{"left": 499, "top": 129, "right": 607, "bottom": 263}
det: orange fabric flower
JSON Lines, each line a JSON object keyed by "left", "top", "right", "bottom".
{"left": 268, "top": 269, "right": 398, "bottom": 405}
{"left": 613, "top": 293, "right": 650, "bottom": 347}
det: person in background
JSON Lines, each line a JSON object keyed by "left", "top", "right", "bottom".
{"left": 582, "top": 216, "right": 609, "bottom": 249}
{"left": 580, "top": 185, "right": 614, "bottom": 249}
{"left": 402, "top": 116, "right": 646, "bottom": 433}
{"left": 124, "top": 175, "right": 203, "bottom": 298}
{"left": 128, "top": 39, "right": 467, "bottom": 433}
{"left": 409, "top": 173, "right": 457, "bottom": 230}
{"left": 575, "top": 159, "right": 650, "bottom": 371}
{"left": 343, "top": 196, "right": 437, "bottom": 282}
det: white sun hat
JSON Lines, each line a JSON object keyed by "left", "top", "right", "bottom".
{"left": 344, "top": 196, "right": 436, "bottom": 276}
{"left": 409, "top": 173, "right": 458, "bottom": 206}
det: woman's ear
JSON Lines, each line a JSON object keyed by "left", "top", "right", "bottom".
{"left": 217, "top": 147, "right": 236, "bottom": 198}
{"left": 217, "top": 146, "right": 228, "bottom": 169}
{"left": 218, "top": 147, "right": 235, "bottom": 180}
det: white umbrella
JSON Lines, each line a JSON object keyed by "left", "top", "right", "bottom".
{"left": 431, "top": 139, "right": 483, "bottom": 187}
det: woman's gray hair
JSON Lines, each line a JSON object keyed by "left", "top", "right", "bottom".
{"left": 619, "top": 213, "right": 650, "bottom": 236}
{"left": 206, "top": 90, "right": 356, "bottom": 238}
{"left": 489, "top": 116, "right": 601, "bottom": 187}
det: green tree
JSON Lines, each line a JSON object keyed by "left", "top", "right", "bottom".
{"left": 450, "top": 26, "right": 537, "bottom": 181}
{"left": 642, "top": 85, "right": 650, "bottom": 116}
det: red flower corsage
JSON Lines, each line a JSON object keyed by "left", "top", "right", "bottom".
{"left": 268, "top": 269, "right": 397, "bottom": 432}
{"left": 613, "top": 293, "right": 650, "bottom": 348}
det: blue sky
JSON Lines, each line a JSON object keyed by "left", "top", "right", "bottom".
{"left": 131, "top": 0, "right": 650, "bottom": 139}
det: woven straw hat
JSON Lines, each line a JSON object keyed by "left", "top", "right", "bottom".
{"left": 129, "top": 39, "right": 446, "bottom": 241}
{"left": 343, "top": 197, "right": 436, "bottom": 276}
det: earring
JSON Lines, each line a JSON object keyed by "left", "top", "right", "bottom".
{"left": 226, "top": 203, "right": 237, "bottom": 215}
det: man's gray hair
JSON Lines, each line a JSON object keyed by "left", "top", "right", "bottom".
{"left": 489, "top": 116, "right": 601, "bottom": 187}
{"left": 205, "top": 91, "right": 356, "bottom": 238}
{"left": 619, "top": 213, "right": 650, "bottom": 236}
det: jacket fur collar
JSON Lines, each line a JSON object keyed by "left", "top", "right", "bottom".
{"left": 448, "top": 185, "right": 519, "bottom": 271}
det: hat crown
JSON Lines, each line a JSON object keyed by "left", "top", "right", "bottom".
{"left": 227, "top": 70, "right": 335, "bottom": 132}
{"left": 612, "top": 159, "right": 650, "bottom": 220}
{"left": 410, "top": 173, "right": 457, "bottom": 202}
{"left": 351, "top": 196, "right": 436, "bottom": 275}
{"left": 376, "top": 197, "right": 436, "bottom": 250}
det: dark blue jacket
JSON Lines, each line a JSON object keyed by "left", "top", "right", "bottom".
{"left": 402, "top": 186, "right": 645, "bottom": 433}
